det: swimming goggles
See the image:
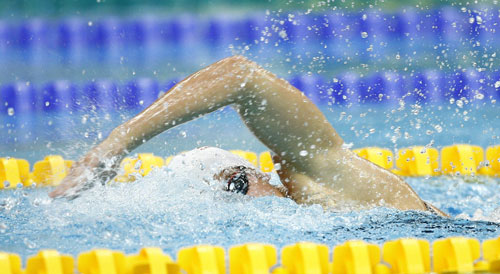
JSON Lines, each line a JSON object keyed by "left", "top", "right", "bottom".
{"left": 226, "top": 166, "right": 249, "bottom": 195}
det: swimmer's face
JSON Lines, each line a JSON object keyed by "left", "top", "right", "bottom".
{"left": 215, "top": 167, "right": 284, "bottom": 198}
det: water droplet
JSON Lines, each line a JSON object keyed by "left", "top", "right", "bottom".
{"left": 341, "top": 143, "right": 353, "bottom": 149}
{"left": 278, "top": 30, "right": 288, "bottom": 39}
{"left": 0, "top": 223, "right": 7, "bottom": 233}
{"left": 476, "top": 15, "right": 482, "bottom": 24}
{"left": 434, "top": 125, "right": 443, "bottom": 133}
{"left": 134, "top": 160, "right": 142, "bottom": 170}
{"left": 299, "top": 150, "right": 308, "bottom": 156}
{"left": 3, "top": 181, "right": 9, "bottom": 188}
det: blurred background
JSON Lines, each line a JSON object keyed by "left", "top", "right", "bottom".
{"left": 3, "top": 0, "right": 499, "bottom": 15}
{"left": 0, "top": 0, "right": 499, "bottom": 161}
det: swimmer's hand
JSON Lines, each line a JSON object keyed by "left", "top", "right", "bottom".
{"left": 49, "top": 148, "right": 120, "bottom": 199}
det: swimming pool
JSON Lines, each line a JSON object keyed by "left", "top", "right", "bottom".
{"left": 1, "top": 6, "right": 500, "bottom": 273}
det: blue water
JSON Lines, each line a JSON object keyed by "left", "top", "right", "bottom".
{"left": 1, "top": 103, "right": 500, "bottom": 261}
{"left": 1, "top": 168, "right": 500, "bottom": 260}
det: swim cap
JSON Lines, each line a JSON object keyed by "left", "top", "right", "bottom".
{"left": 168, "top": 147, "right": 256, "bottom": 189}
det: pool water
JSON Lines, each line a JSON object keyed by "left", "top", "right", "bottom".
{"left": 1, "top": 103, "right": 499, "bottom": 260}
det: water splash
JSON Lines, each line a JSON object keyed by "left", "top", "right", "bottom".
{"left": 1, "top": 166, "right": 499, "bottom": 259}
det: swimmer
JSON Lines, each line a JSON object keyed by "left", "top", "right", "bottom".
{"left": 49, "top": 55, "right": 446, "bottom": 216}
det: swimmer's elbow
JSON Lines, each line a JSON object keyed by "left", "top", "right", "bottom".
{"left": 226, "top": 55, "right": 250, "bottom": 64}
{"left": 222, "top": 55, "right": 259, "bottom": 70}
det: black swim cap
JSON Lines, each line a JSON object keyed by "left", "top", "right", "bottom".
{"left": 226, "top": 167, "right": 249, "bottom": 195}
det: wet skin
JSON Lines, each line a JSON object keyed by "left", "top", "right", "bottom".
{"left": 216, "top": 168, "right": 285, "bottom": 198}
{"left": 50, "top": 56, "right": 446, "bottom": 216}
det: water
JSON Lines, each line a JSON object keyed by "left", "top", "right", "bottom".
{"left": 1, "top": 4, "right": 500, "bottom": 265}
{"left": 1, "top": 103, "right": 500, "bottom": 261}
{"left": 1, "top": 167, "right": 500, "bottom": 260}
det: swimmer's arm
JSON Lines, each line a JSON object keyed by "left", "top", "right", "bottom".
{"left": 50, "top": 55, "right": 342, "bottom": 198}
{"left": 275, "top": 161, "right": 340, "bottom": 209}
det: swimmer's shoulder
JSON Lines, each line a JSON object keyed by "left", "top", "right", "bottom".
{"left": 274, "top": 163, "right": 341, "bottom": 209}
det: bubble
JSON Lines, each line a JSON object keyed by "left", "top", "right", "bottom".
{"left": 299, "top": 150, "right": 308, "bottom": 156}
{"left": 7, "top": 108, "right": 14, "bottom": 116}
{"left": 361, "top": 32, "right": 368, "bottom": 39}
{"left": 494, "top": 81, "right": 500, "bottom": 89}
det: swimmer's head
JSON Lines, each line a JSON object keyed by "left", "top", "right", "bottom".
{"left": 168, "top": 147, "right": 283, "bottom": 197}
